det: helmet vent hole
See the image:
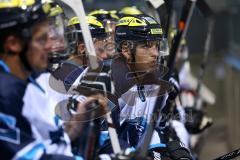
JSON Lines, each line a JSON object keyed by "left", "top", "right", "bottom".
{"left": 136, "top": 20, "right": 142, "bottom": 23}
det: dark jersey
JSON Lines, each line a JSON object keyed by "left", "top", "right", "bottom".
{"left": 0, "top": 62, "right": 76, "bottom": 160}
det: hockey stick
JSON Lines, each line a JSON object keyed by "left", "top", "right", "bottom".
{"left": 193, "top": 0, "right": 215, "bottom": 109}
{"left": 84, "top": 101, "right": 101, "bottom": 160}
{"left": 147, "top": 0, "right": 165, "bottom": 9}
{"left": 146, "top": 0, "right": 165, "bottom": 23}
{"left": 193, "top": 19, "right": 214, "bottom": 109}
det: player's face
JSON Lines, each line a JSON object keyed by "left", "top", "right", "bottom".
{"left": 134, "top": 40, "right": 159, "bottom": 72}
{"left": 27, "top": 20, "right": 52, "bottom": 72}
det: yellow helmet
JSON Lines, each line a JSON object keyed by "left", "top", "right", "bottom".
{"left": 66, "top": 16, "right": 107, "bottom": 54}
{"left": 68, "top": 15, "right": 104, "bottom": 29}
{"left": 119, "top": 6, "right": 143, "bottom": 16}
{"left": 48, "top": 2, "right": 64, "bottom": 17}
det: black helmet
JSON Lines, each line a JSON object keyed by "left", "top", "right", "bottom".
{"left": 88, "top": 9, "right": 119, "bottom": 34}
{"left": 115, "top": 14, "right": 163, "bottom": 45}
{"left": 0, "top": 0, "right": 51, "bottom": 30}
{"left": 88, "top": 9, "right": 119, "bottom": 23}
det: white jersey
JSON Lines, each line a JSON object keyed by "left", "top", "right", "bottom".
{"left": 119, "top": 84, "right": 191, "bottom": 148}
{"left": 118, "top": 84, "right": 166, "bottom": 148}
{"left": 22, "top": 61, "right": 92, "bottom": 155}
{"left": 23, "top": 72, "right": 73, "bottom": 156}
{"left": 119, "top": 85, "right": 161, "bottom": 122}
